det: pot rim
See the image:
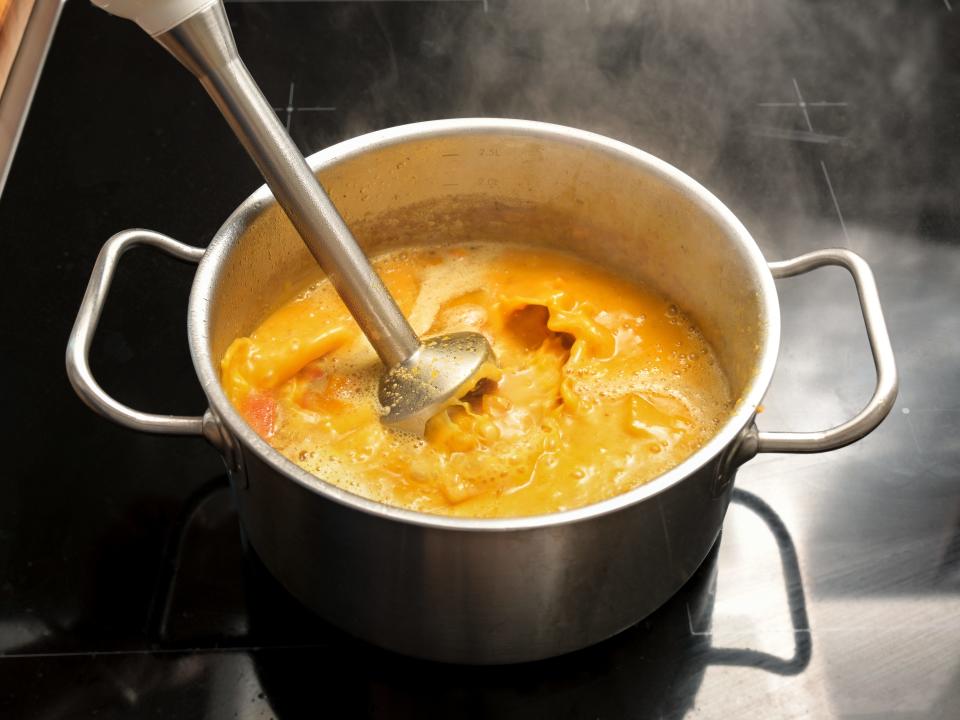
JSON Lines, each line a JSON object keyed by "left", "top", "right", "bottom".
{"left": 187, "top": 118, "right": 780, "bottom": 531}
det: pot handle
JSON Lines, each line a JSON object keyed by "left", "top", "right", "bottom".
{"left": 66, "top": 229, "right": 209, "bottom": 437}
{"left": 756, "top": 248, "right": 898, "bottom": 453}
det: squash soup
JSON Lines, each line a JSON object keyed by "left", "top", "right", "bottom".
{"left": 221, "top": 244, "right": 733, "bottom": 517}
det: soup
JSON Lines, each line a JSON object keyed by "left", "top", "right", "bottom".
{"left": 220, "top": 244, "right": 733, "bottom": 517}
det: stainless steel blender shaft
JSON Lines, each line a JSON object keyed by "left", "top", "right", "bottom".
{"left": 155, "top": 2, "right": 420, "bottom": 368}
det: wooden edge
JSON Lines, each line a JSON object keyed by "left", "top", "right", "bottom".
{"left": 0, "top": 0, "right": 37, "bottom": 98}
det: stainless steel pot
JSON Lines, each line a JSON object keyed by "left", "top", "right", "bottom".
{"left": 66, "top": 119, "right": 897, "bottom": 664}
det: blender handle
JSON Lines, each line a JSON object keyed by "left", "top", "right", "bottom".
{"left": 66, "top": 229, "right": 216, "bottom": 440}
{"left": 756, "top": 248, "right": 898, "bottom": 453}
{"left": 90, "top": 0, "right": 218, "bottom": 36}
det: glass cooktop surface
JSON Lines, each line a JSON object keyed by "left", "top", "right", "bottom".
{"left": 1, "top": 1, "right": 958, "bottom": 717}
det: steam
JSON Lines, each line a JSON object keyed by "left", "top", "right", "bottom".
{"left": 322, "top": 0, "right": 946, "bottom": 240}
{"left": 442, "top": 0, "right": 803, "bottom": 179}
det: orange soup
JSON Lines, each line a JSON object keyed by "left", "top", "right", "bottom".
{"left": 221, "top": 244, "right": 733, "bottom": 517}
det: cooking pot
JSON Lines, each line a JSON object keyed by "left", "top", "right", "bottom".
{"left": 245, "top": 488, "right": 810, "bottom": 717}
{"left": 66, "top": 119, "right": 897, "bottom": 664}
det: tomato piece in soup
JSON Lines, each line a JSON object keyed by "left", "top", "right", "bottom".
{"left": 243, "top": 392, "right": 277, "bottom": 437}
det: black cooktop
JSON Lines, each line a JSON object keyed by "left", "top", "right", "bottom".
{"left": 1, "top": 1, "right": 958, "bottom": 717}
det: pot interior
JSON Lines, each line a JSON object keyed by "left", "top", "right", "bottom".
{"left": 205, "top": 123, "right": 772, "bottom": 414}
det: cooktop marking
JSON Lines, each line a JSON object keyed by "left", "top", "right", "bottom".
{"left": 757, "top": 102, "right": 848, "bottom": 108}
{"left": 272, "top": 81, "right": 336, "bottom": 131}
{"left": 754, "top": 79, "right": 848, "bottom": 146}
{"left": 764, "top": 79, "right": 853, "bottom": 249}
{"left": 686, "top": 602, "right": 710, "bottom": 636}
{"left": 792, "top": 78, "right": 815, "bottom": 133}
{"left": 820, "top": 160, "right": 851, "bottom": 248}
{"left": 748, "top": 127, "right": 846, "bottom": 145}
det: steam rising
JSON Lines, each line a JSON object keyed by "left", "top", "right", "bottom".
{"left": 318, "top": 0, "right": 948, "bottom": 239}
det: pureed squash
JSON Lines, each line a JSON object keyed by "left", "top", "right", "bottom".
{"left": 220, "top": 243, "right": 733, "bottom": 517}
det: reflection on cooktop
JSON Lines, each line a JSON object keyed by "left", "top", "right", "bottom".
{"left": 1, "top": 0, "right": 958, "bottom": 717}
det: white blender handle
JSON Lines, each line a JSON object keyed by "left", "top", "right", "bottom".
{"left": 91, "top": 0, "right": 218, "bottom": 36}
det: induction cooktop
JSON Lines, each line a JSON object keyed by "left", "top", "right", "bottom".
{"left": 1, "top": 1, "right": 958, "bottom": 717}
